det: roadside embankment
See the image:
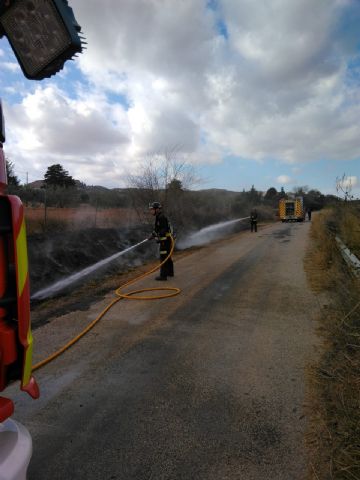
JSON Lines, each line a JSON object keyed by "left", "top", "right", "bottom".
{"left": 305, "top": 208, "right": 360, "bottom": 480}
{"left": 27, "top": 226, "right": 152, "bottom": 296}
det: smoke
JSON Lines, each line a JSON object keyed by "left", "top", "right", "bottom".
{"left": 177, "top": 217, "right": 250, "bottom": 249}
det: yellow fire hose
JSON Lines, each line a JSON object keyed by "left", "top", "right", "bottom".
{"left": 32, "top": 236, "right": 179, "bottom": 372}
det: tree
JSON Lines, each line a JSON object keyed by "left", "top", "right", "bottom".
{"left": 167, "top": 179, "right": 183, "bottom": 192}
{"left": 336, "top": 174, "right": 354, "bottom": 202}
{"left": 127, "top": 148, "right": 199, "bottom": 231}
{"left": 279, "top": 187, "right": 286, "bottom": 198}
{"left": 6, "top": 158, "right": 20, "bottom": 186}
{"left": 306, "top": 189, "right": 325, "bottom": 210}
{"left": 231, "top": 193, "right": 248, "bottom": 216}
{"left": 246, "top": 185, "right": 262, "bottom": 204}
{"left": 264, "top": 187, "right": 278, "bottom": 208}
{"left": 44, "top": 164, "right": 76, "bottom": 189}
{"left": 293, "top": 185, "right": 309, "bottom": 196}
{"left": 264, "top": 187, "right": 277, "bottom": 200}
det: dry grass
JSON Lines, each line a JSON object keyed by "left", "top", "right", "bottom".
{"left": 338, "top": 204, "right": 360, "bottom": 259}
{"left": 305, "top": 209, "right": 360, "bottom": 480}
{"left": 25, "top": 206, "right": 139, "bottom": 234}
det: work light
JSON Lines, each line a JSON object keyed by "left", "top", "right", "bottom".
{"left": 0, "top": 0, "right": 85, "bottom": 80}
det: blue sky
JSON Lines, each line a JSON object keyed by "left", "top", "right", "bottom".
{"left": 1, "top": 0, "right": 360, "bottom": 196}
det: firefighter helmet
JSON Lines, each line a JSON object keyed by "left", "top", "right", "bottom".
{"left": 149, "top": 202, "right": 162, "bottom": 209}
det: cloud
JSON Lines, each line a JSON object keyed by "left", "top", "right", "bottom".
{"left": 337, "top": 175, "right": 358, "bottom": 190}
{"left": 2, "top": 0, "right": 360, "bottom": 189}
{"left": 204, "top": 0, "right": 360, "bottom": 163}
{"left": 1, "top": 62, "right": 20, "bottom": 72}
{"left": 76, "top": 0, "right": 214, "bottom": 84}
{"left": 277, "top": 175, "right": 292, "bottom": 185}
{"left": 351, "top": 176, "right": 358, "bottom": 188}
{"left": 3, "top": 85, "right": 131, "bottom": 185}
{"left": 74, "top": 0, "right": 217, "bottom": 158}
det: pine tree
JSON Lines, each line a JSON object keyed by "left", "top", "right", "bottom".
{"left": 44, "top": 164, "right": 76, "bottom": 189}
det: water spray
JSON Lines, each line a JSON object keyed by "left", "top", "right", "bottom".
{"left": 32, "top": 238, "right": 149, "bottom": 300}
{"left": 177, "top": 217, "right": 250, "bottom": 250}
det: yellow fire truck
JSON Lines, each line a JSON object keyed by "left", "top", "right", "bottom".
{"left": 279, "top": 197, "right": 305, "bottom": 222}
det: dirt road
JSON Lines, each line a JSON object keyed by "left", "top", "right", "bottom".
{"left": 10, "top": 221, "right": 320, "bottom": 479}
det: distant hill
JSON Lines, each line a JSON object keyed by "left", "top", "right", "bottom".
{"left": 28, "top": 179, "right": 85, "bottom": 189}
{"left": 26, "top": 182, "right": 244, "bottom": 196}
{"left": 28, "top": 180, "right": 44, "bottom": 189}
{"left": 195, "top": 188, "right": 240, "bottom": 195}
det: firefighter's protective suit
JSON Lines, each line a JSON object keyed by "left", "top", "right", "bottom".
{"left": 250, "top": 210, "right": 258, "bottom": 232}
{"left": 150, "top": 209, "right": 174, "bottom": 280}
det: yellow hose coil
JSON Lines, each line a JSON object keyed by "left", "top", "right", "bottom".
{"left": 33, "top": 236, "right": 179, "bottom": 371}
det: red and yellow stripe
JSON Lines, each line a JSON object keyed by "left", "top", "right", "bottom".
{"left": 9, "top": 195, "right": 39, "bottom": 398}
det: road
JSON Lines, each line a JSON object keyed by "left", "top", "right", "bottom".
{"left": 10, "top": 221, "right": 320, "bottom": 479}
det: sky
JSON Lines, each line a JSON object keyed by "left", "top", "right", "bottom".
{"left": 0, "top": 0, "right": 360, "bottom": 195}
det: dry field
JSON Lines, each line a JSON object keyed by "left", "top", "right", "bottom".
{"left": 25, "top": 206, "right": 140, "bottom": 234}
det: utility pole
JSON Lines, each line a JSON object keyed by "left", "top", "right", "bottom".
{"left": 43, "top": 187, "right": 47, "bottom": 231}
{"left": 94, "top": 195, "right": 99, "bottom": 227}
{"left": 24, "top": 171, "right": 29, "bottom": 207}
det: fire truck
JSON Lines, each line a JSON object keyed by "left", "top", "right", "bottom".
{"left": 279, "top": 196, "right": 305, "bottom": 222}
{"left": 0, "top": 1, "right": 84, "bottom": 478}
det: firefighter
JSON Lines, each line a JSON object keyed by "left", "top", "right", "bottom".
{"left": 148, "top": 202, "right": 174, "bottom": 281}
{"left": 307, "top": 208, "right": 312, "bottom": 221}
{"left": 250, "top": 209, "right": 258, "bottom": 232}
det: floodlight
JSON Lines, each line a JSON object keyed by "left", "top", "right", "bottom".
{"left": 0, "top": 0, "right": 85, "bottom": 80}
